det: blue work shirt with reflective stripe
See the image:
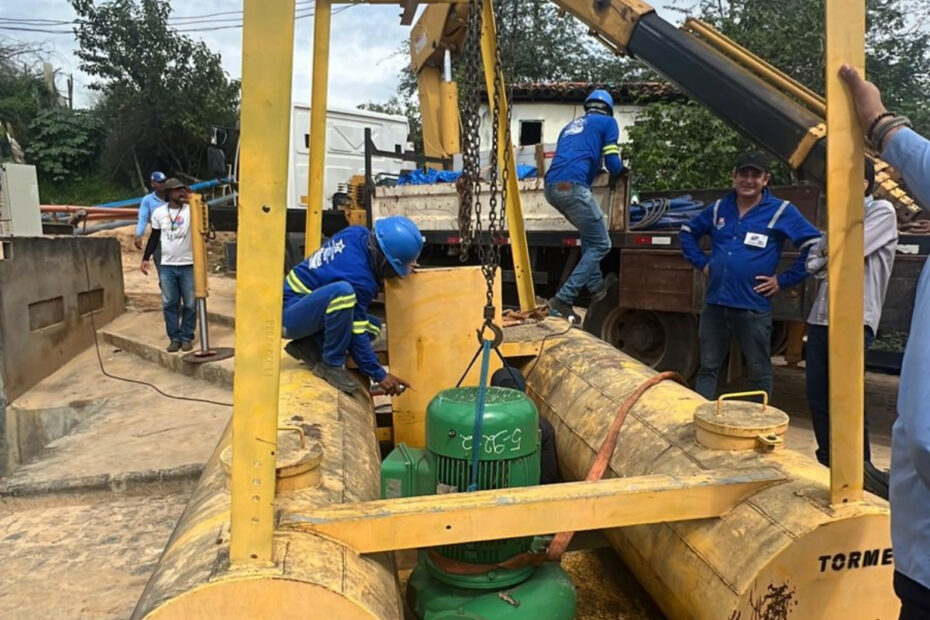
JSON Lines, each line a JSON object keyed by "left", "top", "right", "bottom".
{"left": 679, "top": 188, "right": 821, "bottom": 312}
{"left": 135, "top": 191, "right": 164, "bottom": 237}
{"left": 545, "top": 112, "right": 623, "bottom": 188}
{"left": 283, "top": 226, "right": 384, "bottom": 381}
{"left": 884, "top": 128, "right": 930, "bottom": 591}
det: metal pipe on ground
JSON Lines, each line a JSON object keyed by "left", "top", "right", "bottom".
{"left": 523, "top": 328, "right": 896, "bottom": 619}
{"left": 131, "top": 360, "right": 403, "bottom": 619}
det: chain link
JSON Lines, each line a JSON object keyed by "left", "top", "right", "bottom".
{"left": 458, "top": 0, "right": 484, "bottom": 263}
{"left": 459, "top": 0, "right": 514, "bottom": 313}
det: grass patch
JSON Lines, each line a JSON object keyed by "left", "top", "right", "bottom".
{"left": 39, "top": 169, "right": 137, "bottom": 206}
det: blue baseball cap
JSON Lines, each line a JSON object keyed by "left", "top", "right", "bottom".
{"left": 150, "top": 171, "right": 167, "bottom": 183}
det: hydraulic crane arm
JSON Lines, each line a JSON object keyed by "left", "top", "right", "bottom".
{"left": 410, "top": 0, "right": 920, "bottom": 217}
{"left": 410, "top": 4, "right": 468, "bottom": 161}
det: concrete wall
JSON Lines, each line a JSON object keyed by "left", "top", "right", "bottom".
{"left": 0, "top": 236, "right": 124, "bottom": 472}
{"left": 478, "top": 102, "right": 643, "bottom": 148}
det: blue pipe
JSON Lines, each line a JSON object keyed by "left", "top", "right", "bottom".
{"left": 93, "top": 178, "right": 232, "bottom": 209}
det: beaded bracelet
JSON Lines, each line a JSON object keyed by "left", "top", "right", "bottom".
{"left": 870, "top": 116, "right": 912, "bottom": 152}
{"left": 866, "top": 112, "right": 895, "bottom": 142}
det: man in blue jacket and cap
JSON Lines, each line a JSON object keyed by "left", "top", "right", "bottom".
{"left": 544, "top": 89, "right": 624, "bottom": 324}
{"left": 282, "top": 216, "right": 423, "bottom": 395}
{"left": 680, "top": 152, "right": 821, "bottom": 399}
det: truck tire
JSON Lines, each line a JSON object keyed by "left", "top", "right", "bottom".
{"left": 585, "top": 292, "right": 700, "bottom": 379}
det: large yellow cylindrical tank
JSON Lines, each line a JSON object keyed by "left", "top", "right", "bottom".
{"left": 131, "top": 359, "right": 403, "bottom": 619}
{"left": 525, "top": 328, "right": 896, "bottom": 619}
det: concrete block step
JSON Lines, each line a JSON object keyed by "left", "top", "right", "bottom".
{"left": 97, "top": 310, "right": 236, "bottom": 389}
{"left": 1, "top": 343, "right": 230, "bottom": 496}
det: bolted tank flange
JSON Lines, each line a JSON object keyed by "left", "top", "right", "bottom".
{"left": 220, "top": 426, "right": 323, "bottom": 493}
{"left": 693, "top": 399, "right": 789, "bottom": 451}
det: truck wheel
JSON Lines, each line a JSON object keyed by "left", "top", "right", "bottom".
{"left": 585, "top": 299, "right": 700, "bottom": 379}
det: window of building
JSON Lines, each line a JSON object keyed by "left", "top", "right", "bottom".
{"left": 519, "top": 120, "right": 543, "bottom": 146}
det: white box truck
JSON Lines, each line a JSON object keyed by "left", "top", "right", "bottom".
{"left": 286, "top": 104, "right": 409, "bottom": 210}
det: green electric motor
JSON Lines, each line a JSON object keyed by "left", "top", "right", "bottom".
{"left": 381, "top": 386, "right": 577, "bottom": 620}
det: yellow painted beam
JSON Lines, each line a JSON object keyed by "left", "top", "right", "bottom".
{"left": 280, "top": 468, "right": 784, "bottom": 553}
{"left": 416, "top": 67, "right": 445, "bottom": 166}
{"left": 826, "top": 0, "right": 865, "bottom": 505}
{"left": 305, "top": 0, "right": 332, "bottom": 256}
{"left": 229, "top": 0, "right": 296, "bottom": 566}
{"left": 478, "top": 0, "right": 535, "bottom": 311}
{"left": 188, "top": 193, "right": 209, "bottom": 299}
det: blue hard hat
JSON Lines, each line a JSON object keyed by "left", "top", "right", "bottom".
{"left": 150, "top": 171, "right": 167, "bottom": 183}
{"left": 584, "top": 89, "right": 614, "bottom": 113}
{"left": 373, "top": 216, "right": 423, "bottom": 277}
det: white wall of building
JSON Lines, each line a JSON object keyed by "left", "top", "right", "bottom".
{"left": 478, "top": 101, "right": 643, "bottom": 150}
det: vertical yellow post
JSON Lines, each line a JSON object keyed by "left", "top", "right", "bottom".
{"left": 478, "top": 0, "right": 535, "bottom": 312}
{"left": 188, "top": 193, "right": 209, "bottom": 299}
{"left": 230, "top": 0, "right": 296, "bottom": 565}
{"left": 826, "top": 0, "right": 865, "bottom": 505}
{"left": 305, "top": 0, "right": 332, "bottom": 256}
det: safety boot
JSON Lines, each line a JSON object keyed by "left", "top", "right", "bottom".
{"left": 312, "top": 362, "right": 359, "bottom": 394}
{"left": 864, "top": 461, "right": 889, "bottom": 500}
{"left": 589, "top": 273, "right": 618, "bottom": 303}
{"left": 285, "top": 337, "right": 322, "bottom": 366}
{"left": 548, "top": 297, "right": 581, "bottom": 326}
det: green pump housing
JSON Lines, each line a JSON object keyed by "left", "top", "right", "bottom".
{"left": 381, "top": 386, "right": 576, "bottom": 620}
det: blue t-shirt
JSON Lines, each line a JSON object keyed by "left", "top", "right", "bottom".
{"left": 135, "top": 191, "right": 164, "bottom": 237}
{"left": 545, "top": 112, "right": 623, "bottom": 187}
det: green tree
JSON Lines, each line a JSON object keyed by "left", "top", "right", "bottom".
{"left": 0, "top": 41, "right": 53, "bottom": 153}
{"left": 25, "top": 108, "right": 103, "bottom": 183}
{"left": 70, "top": 0, "right": 240, "bottom": 186}
{"left": 623, "top": 0, "right": 930, "bottom": 191}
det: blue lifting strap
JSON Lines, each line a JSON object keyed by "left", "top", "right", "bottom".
{"left": 467, "top": 337, "right": 493, "bottom": 492}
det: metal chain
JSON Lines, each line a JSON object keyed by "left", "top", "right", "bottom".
{"left": 458, "top": 0, "right": 485, "bottom": 263}
{"left": 458, "top": 0, "right": 516, "bottom": 315}
{"left": 483, "top": 0, "right": 515, "bottom": 312}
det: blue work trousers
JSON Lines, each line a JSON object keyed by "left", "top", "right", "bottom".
{"left": 282, "top": 281, "right": 355, "bottom": 367}
{"left": 160, "top": 264, "right": 196, "bottom": 343}
{"left": 695, "top": 303, "right": 773, "bottom": 399}
{"left": 805, "top": 323, "right": 875, "bottom": 466}
{"left": 545, "top": 182, "right": 610, "bottom": 304}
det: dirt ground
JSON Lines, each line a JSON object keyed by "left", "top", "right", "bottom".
{"left": 90, "top": 224, "right": 235, "bottom": 312}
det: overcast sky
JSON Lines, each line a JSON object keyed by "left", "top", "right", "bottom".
{"left": 1, "top": 0, "right": 695, "bottom": 111}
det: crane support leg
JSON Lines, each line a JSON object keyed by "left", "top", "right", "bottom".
{"left": 305, "top": 0, "right": 332, "bottom": 255}
{"left": 230, "top": 0, "right": 296, "bottom": 565}
{"left": 825, "top": 0, "right": 866, "bottom": 505}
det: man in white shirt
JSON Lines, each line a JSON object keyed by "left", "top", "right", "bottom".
{"left": 141, "top": 178, "right": 196, "bottom": 352}
{"left": 804, "top": 159, "right": 898, "bottom": 498}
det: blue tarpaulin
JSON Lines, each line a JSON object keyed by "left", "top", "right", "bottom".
{"left": 397, "top": 165, "right": 537, "bottom": 186}
{"left": 397, "top": 169, "right": 462, "bottom": 185}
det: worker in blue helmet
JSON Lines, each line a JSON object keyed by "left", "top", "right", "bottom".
{"left": 281, "top": 216, "right": 424, "bottom": 394}
{"left": 544, "top": 89, "right": 624, "bottom": 324}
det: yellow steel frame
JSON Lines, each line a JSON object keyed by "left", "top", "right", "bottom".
{"left": 229, "top": 0, "right": 296, "bottom": 565}
{"left": 304, "top": 0, "right": 332, "bottom": 256}
{"left": 281, "top": 468, "right": 783, "bottom": 553}
{"left": 825, "top": 0, "right": 865, "bottom": 505}
{"left": 478, "top": 0, "right": 535, "bottom": 311}
{"left": 230, "top": 0, "right": 871, "bottom": 563}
